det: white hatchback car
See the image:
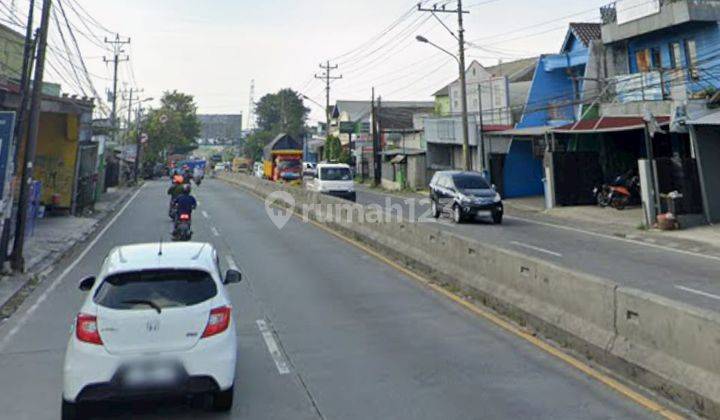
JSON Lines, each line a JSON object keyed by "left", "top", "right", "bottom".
{"left": 62, "top": 242, "right": 241, "bottom": 419}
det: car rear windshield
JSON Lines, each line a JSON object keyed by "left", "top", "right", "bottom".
{"left": 453, "top": 175, "right": 490, "bottom": 190}
{"left": 94, "top": 269, "right": 217, "bottom": 310}
{"left": 321, "top": 167, "right": 351, "bottom": 181}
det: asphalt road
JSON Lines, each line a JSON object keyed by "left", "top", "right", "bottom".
{"left": 355, "top": 188, "right": 720, "bottom": 313}
{"left": 0, "top": 180, "right": 663, "bottom": 419}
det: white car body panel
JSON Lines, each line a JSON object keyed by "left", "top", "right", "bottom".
{"left": 62, "top": 242, "right": 238, "bottom": 403}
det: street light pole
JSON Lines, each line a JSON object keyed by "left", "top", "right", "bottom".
{"left": 418, "top": 1, "right": 471, "bottom": 171}
{"left": 133, "top": 97, "right": 153, "bottom": 183}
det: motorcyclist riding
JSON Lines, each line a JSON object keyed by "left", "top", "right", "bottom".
{"left": 167, "top": 176, "right": 185, "bottom": 218}
{"left": 174, "top": 184, "right": 197, "bottom": 220}
{"left": 172, "top": 184, "right": 197, "bottom": 240}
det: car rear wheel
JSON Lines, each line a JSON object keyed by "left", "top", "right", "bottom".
{"left": 431, "top": 200, "right": 440, "bottom": 218}
{"left": 62, "top": 399, "right": 81, "bottom": 420}
{"left": 211, "top": 385, "right": 234, "bottom": 412}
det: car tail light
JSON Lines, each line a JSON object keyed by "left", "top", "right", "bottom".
{"left": 76, "top": 313, "right": 103, "bottom": 345}
{"left": 202, "top": 306, "right": 231, "bottom": 338}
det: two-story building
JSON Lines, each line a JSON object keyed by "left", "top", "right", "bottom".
{"left": 542, "top": 1, "right": 720, "bottom": 226}
{"left": 424, "top": 58, "right": 537, "bottom": 184}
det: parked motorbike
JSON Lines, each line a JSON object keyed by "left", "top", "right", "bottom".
{"left": 594, "top": 175, "right": 640, "bottom": 210}
{"left": 172, "top": 213, "right": 193, "bottom": 241}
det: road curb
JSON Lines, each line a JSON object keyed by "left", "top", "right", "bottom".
{"left": 0, "top": 185, "right": 141, "bottom": 321}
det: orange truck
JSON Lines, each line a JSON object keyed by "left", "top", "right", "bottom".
{"left": 262, "top": 134, "right": 303, "bottom": 182}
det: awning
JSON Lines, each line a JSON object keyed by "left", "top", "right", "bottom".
{"left": 687, "top": 110, "right": 720, "bottom": 126}
{"left": 390, "top": 155, "right": 406, "bottom": 164}
{"left": 485, "top": 125, "right": 555, "bottom": 137}
{"left": 482, "top": 124, "right": 513, "bottom": 133}
{"left": 552, "top": 116, "right": 670, "bottom": 134}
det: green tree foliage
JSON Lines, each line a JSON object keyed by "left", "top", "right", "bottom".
{"left": 243, "top": 131, "right": 275, "bottom": 162}
{"left": 144, "top": 90, "right": 201, "bottom": 163}
{"left": 255, "top": 88, "right": 309, "bottom": 138}
{"left": 324, "top": 135, "right": 342, "bottom": 161}
{"left": 243, "top": 88, "right": 310, "bottom": 160}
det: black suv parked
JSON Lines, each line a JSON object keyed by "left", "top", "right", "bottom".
{"left": 429, "top": 171, "right": 503, "bottom": 224}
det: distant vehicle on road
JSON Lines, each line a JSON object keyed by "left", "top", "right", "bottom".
{"left": 306, "top": 163, "right": 356, "bottom": 202}
{"left": 214, "top": 163, "right": 226, "bottom": 172}
{"left": 253, "top": 162, "right": 264, "bottom": 178}
{"left": 303, "top": 161, "right": 317, "bottom": 176}
{"left": 62, "top": 242, "right": 242, "bottom": 419}
{"left": 232, "top": 157, "right": 252, "bottom": 173}
{"left": 429, "top": 171, "right": 503, "bottom": 224}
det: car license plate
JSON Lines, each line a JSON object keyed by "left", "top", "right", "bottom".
{"left": 476, "top": 210, "right": 492, "bottom": 217}
{"left": 123, "top": 362, "right": 180, "bottom": 387}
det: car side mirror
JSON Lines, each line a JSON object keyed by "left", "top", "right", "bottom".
{"left": 224, "top": 269, "right": 242, "bottom": 284}
{"left": 78, "top": 276, "right": 96, "bottom": 292}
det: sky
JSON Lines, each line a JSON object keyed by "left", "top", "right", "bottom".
{"left": 5, "top": 0, "right": 612, "bottom": 125}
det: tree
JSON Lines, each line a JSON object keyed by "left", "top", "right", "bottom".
{"left": 144, "top": 90, "right": 201, "bottom": 162}
{"left": 242, "top": 88, "right": 310, "bottom": 160}
{"left": 255, "top": 89, "right": 309, "bottom": 138}
{"left": 324, "top": 135, "right": 341, "bottom": 161}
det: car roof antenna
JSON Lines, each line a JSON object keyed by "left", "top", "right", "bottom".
{"left": 158, "top": 237, "right": 163, "bottom": 256}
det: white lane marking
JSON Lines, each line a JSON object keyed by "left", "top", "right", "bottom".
{"left": 0, "top": 184, "right": 146, "bottom": 351}
{"left": 510, "top": 241, "right": 563, "bottom": 258}
{"left": 675, "top": 285, "right": 720, "bottom": 301}
{"left": 256, "top": 319, "right": 291, "bottom": 375}
{"left": 506, "top": 215, "right": 720, "bottom": 264}
{"left": 211, "top": 226, "right": 220, "bottom": 237}
{"left": 225, "top": 255, "right": 238, "bottom": 271}
{"left": 201, "top": 210, "right": 209, "bottom": 219}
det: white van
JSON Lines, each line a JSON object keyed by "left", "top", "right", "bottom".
{"left": 306, "top": 163, "right": 356, "bottom": 202}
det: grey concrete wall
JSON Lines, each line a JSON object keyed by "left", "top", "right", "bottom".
{"left": 219, "top": 172, "right": 720, "bottom": 419}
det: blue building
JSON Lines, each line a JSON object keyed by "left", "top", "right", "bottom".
{"left": 487, "top": 23, "right": 603, "bottom": 199}
{"left": 543, "top": 0, "right": 720, "bottom": 223}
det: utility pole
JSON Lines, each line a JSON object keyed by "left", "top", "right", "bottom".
{"left": 104, "top": 34, "right": 130, "bottom": 145}
{"left": 0, "top": 0, "right": 36, "bottom": 269}
{"left": 315, "top": 61, "right": 342, "bottom": 137}
{"left": 133, "top": 97, "right": 153, "bottom": 184}
{"left": 477, "top": 82, "right": 486, "bottom": 174}
{"left": 122, "top": 88, "right": 142, "bottom": 138}
{"left": 11, "top": 0, "right": 51, "bottom": 271}
{"left": 418, "top": 1, "right": 471, "bottom": 171}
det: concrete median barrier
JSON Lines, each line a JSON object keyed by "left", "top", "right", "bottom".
{"left": 219, "top": 173, "right": 720, "bottom": 418}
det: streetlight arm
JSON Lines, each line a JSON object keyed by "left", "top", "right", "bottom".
{"left": 416, "top": 35, "right": 459, "bottom": 63}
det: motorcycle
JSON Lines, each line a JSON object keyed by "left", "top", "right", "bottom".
{"left": 168, "top": 200, "right": 178, "bottom": 220}
{"left": 172, "top": 213, "right": 193, "bottom": 241}
{"left": 194, "top": 175, "right": 203, "bottom": 186}
{"left": 594, "top": 175, "right": 640, "bottom": 210}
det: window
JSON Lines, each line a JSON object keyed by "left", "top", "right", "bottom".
{"left": 94, "top": 269, "right": 218, "bottom": 310}
{"left": 453, "top": 174, "right": 490, "bottom": 190}
{"left": 320, "top": 167, "right": 351, "bottom": 181}
{"left": 684, "top": 39, "right": 699, "bottom": 80}
{"left": 635, "top": 49, "right": 651, "bottom": 72}
{"left": 651, "top": 48, "right": 662, "bottom": 69}
{"left": 669, "top": 42, "right": 682, "bottom": 69}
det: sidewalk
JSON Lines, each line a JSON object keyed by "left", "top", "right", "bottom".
{"left": 357, "top": 184, "right": 720, "bottom": 256}
{"left": 0, "top": 186, "right": 137, "bottom": 318}
{"left": 503, "top": 197, "right": 720, "bottom": 255}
